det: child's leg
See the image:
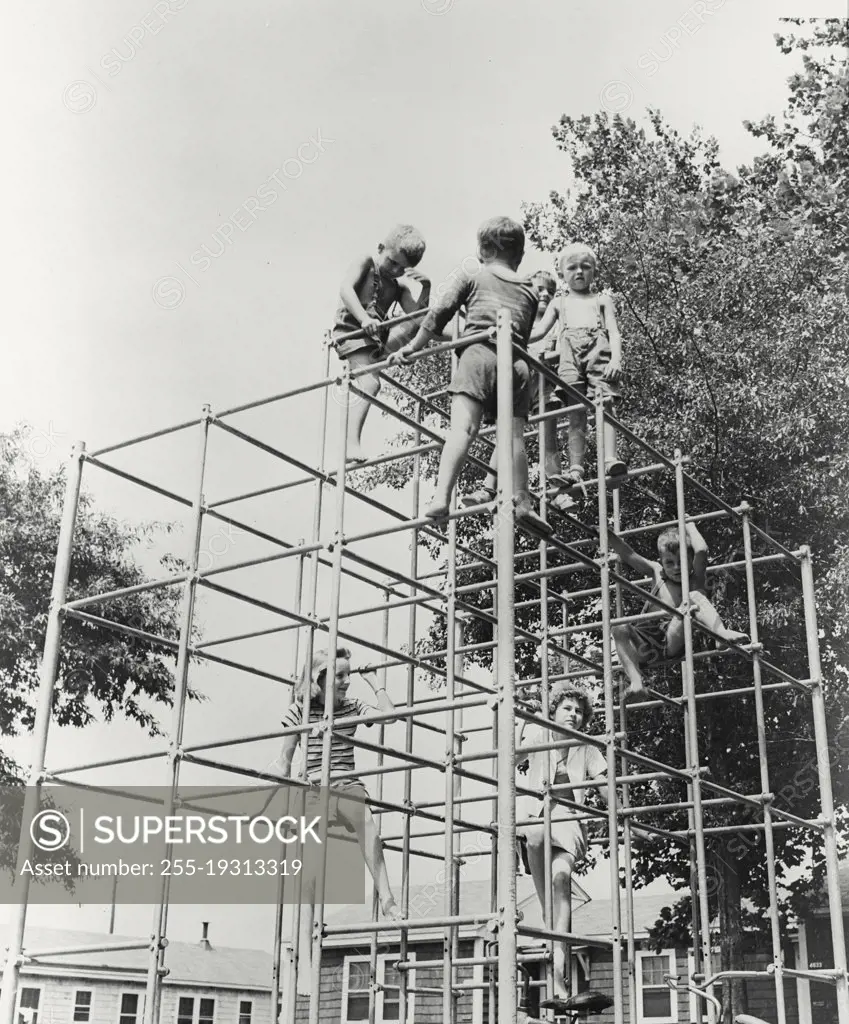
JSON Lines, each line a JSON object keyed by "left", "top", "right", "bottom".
{"left": 527, "top": 835, "right": 574, "bottom": 1000}
{"left": 566, "top": 407, "right": 587, "bottom": 479}
{"left": 689, "top": 592, "right": 749, "bottom": 644}
{"left": 542, "top": 414, "right": 562, "bottom": 479}
{"left": 550, "top": 852, "right": 576, "bottom": 998}
{"left": 345, "top": 350, "right": 381, "bottom": 462}
{"left": 428, "top": 394, "right": 484, "bottom": 516}
{"left": 612, "top": 624, "right": 647, "bottom": 694}
{"left": 602, "top": 408, "right": 625, "bottom": 477}
{"left": 357, "top": 805, "right": 401, "bottom": 920}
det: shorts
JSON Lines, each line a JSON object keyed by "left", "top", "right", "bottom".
{"left": 448, "top": 342, "right": 531, "bottom": 425}
{"left": 531, "top": 376, "right": 558, "bottom": 418}
{"left": 334, "top": 321, "right": 418, "bottom": 360}
{"left": 558, "top": 327, "right": 621, "bottom": 400}
{"left": 517, "top": 812, "right": 587, "bottom": 866}
{"left": 335, "top": 335, "right": 383, "bottom": 359}
{"left": 308, "top": 777, "right": 369, "bottom": 834}
{"left": 623, "top": 619, "right": 671, "bottom": 669}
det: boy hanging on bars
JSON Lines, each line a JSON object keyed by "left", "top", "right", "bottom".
{"left": 332, "top": 224, "right": 432, "bottom": 463}
{"left": 610, "top": 522, "right": 749, "bottom": 696}
{"left": 387, "top": 215, "right": 550, "bottom": 534}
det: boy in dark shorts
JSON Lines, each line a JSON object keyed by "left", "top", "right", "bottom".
{"left": 388, "top": 216, "right": 549, "bottom": 532}
{"left": 332, "top": 225, "right": 431, "bottom": 463}
{"left": 461, "top": 270, "right": 567, "bottom": 510}
{"left": 610, "top": 522, "right": 749, "bottom": 695}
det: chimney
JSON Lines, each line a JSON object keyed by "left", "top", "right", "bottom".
{"left": 199, "top": 922, "right": 212, "bottom": 950}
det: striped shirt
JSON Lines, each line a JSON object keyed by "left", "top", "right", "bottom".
{"left": 281, "top": 697, "right": 373, "bottom": 779}
{"left": 421, "top": 264, "right": 538, "bottom": 349}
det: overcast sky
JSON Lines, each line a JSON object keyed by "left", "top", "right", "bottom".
{"left": 3, "top": 0, "right": 845, "bottom": 951}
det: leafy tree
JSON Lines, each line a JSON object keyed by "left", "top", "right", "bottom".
{"left": 0, "top": 427, "right": 188, "bottom": 871}
{"left": 365, "top": 19, "right": 849, "bottom": 1024}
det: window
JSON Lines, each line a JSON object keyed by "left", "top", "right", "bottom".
{"left": 342, "top": 956, "right": 414, "bottom": 1024}
{"left": 238, "top": 1002, "right": 251, "bottom": 1024}
{"left": 636, "top": 950, "right": 677, "bottom": 1023}
{"left": 17, "top": 988, "right": 41, "bottom": 1024}
{"left": 119, "top": 993, "right": 140, "bottom": 1024}
{"left": 73, "top": 992, "right": 93, "bottom": 1023}
{"left": 176, "top": 997, "right": 215, "bottom": 1024}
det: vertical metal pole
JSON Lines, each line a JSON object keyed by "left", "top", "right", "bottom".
{"left": 741, "top": 510, "right": 787, "bottom": 1024}
{"left": 307, "top": 364, "right": 352, "bottom": 1024}
{"left": 398, "top": 396, "right": 423, "bottom": 1024}
{"left": 537, "top": 364, "right": 556, "bottom": 1015}
{"left": 612, "top": 485, "right": 638, "bottom": 1024}
{"left": 367, "top": 585, "right": 393, "bottom": 1024}
{"left": 800, "top": 547, "right": 849, "bottom": 1024}
{"left": 673, "top": 450, "right": 715, "bottom": 1024}
{"left": 594, "top": 398, "right": 625, "bottom": 1024}
{"left": 494, "top": 309, "right": 518, "bottom": 1024}
{"left": 444, "top": 499, "right": 459, "bottom": 1024}
{"left": 275, "top": 546, "right": 307, "bottom": 1024}
{"left": 291, "top": 341, "right": 332, "bottom": 1009}
{"left": 143, "top": 407, "right": 211, "bottom": 1024}
{"left": 0, "top": 441, "right": 85, "bottom": 1024}
{"left": 444, "top": 307, "right": 463, "bottom": 1023}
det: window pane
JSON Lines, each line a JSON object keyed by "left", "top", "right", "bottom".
{"left": 17, "top": 991, "right": 39, "bottom": 1024}
{"left": 198, "top": 998, "right": 214, "bottom": 1024}
{"left": 642, "top": 988, "right": 672, "bottom": 1018}
{"left": 641, "top": 955, "right": 670, "bottom": 986}
{"left": 73, "top": 992, "right": 92, "bottom": 1023}
{"left": 176, "top": 996, "right": 193, "bottom": 1024}
{"left": 348, "top": 962, "right": 370, "bottom": 992}
{"left": 345, "top": 994, "right": 369, "bottom": 1021}
{"left": 120, "top": 995, "right": 139, "bottom": 1015}
{"left": 238, "top": 1001, "right": 251, "bottom": 1024}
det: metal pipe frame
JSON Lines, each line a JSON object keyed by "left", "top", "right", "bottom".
{"left": 8, "top": 306, "right": 848, "bottom": 1024}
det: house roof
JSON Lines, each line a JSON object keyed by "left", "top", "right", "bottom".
{"left": 7, "top": 927, "right": 273, "bottom": 991}
{"left": 324, "top": 878, "right": 679, "bottom": 946}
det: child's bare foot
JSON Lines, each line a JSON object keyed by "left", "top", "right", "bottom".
{"left": 514, "top": 496, "right": 553, "bottom": 536}
{"left": 623, "top": 678, "right": 646, "bottom": 702}
{"left": 717, "top": 629, "right": 749, "bottom": 649}
{"left": 346, "top": 445, "right": 367, "bottom": 465}
{"left": 424, "top": 501, "right": 450, "bottom": 520}
{"left": 381, "top": 897, "right": 402, "bottom": 921}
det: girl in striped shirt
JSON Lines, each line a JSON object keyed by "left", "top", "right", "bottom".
{"left": 278, "top": 646, "right": 401, "bottom": 920}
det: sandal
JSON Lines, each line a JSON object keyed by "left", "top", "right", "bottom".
{"left": 549, "top": 489, "right": 578, "bottom": 513}
{"left": 460, "top": 486, "right": 497, "bottom": 508}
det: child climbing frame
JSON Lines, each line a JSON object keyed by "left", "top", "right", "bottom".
{"left": 1, "top": 310, "right": 847, "bottom": 1024}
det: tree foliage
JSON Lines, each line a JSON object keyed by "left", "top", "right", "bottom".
{"left": 366, "top": 20, "right": 849, "bottom": 1021}
{"left": 0, "top": 427, "right": 188, "bottom": 793}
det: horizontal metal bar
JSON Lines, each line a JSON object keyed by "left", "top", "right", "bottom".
{"left": 515, "top": 924, "right": 613, "bottom": 950}
{"left": 88, "top": 419, "right": 200, "bottom": 459}
{"left": 25, "top": 941, "right": 151, "bottom": 959}
{"left": 324, "top": 913, "right": 493, "bottom": 936}
{"left": 84, "top": 455, "right": 192, "bottom": 507}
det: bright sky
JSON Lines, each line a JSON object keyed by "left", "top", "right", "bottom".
{"left": 4, "top": 0, "right": 845, "bottom": 953}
